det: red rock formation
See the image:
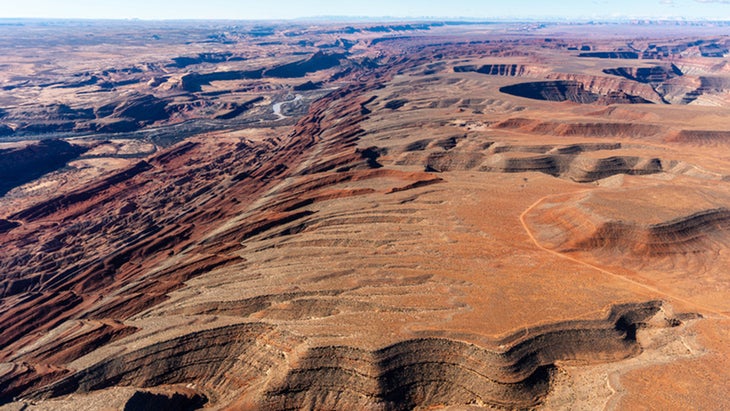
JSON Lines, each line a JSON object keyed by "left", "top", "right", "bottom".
{"left": 1, "top": 22, "right": 729, "bottom": 411}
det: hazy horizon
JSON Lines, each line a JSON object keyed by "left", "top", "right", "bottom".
{"left": 3, "top": 0, "right": 730, "bottom": 21}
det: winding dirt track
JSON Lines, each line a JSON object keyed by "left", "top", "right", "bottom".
{"left": 520, "top": 193, "right": 730, "bottom": 320}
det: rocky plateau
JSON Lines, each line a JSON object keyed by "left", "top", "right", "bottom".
{"left": 0, "top": 19, "right": 729, "bottom": 410}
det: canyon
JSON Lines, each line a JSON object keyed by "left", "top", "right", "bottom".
{"left": 0, "top": 19, "right": 729, "bottom": 410}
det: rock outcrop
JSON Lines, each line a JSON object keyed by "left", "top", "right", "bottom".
{"left": 262, "top": 302, "right": 661, "bottom": 410}
{"left": 1, "top": 21, "right": 728, "bottom": 411}
{"left": 499, "top": 81, "right": 653, "bottom": 104}
{"left": 603, "top": 64, "right": 683, "bottom": 84}
{"left": 0, "top": 139, "right": 87, "bottom": 197}
{"left": 524, "top": 186, "right": 730, "bottom": 262}
{"left": 453, "top": 64, "right": 548, "bottom": 77}
{"left": 264, "top": 52, "right": 345, "bottom": 78}
{"left": 180, "top": 70, "right": 264, "bottom": 92}
{"left": 578, "top": 51, "right": 639, "bottom": 59}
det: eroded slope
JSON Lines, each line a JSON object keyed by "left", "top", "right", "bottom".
{"left": 1, "top": 23, "right": 729, "bottom": 410}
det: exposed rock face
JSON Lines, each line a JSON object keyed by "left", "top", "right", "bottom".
{"left": 458, "top": 57, "right": 727, "bottom": 107}
{"left": 546, "top": 73, "right": 661, "bottom": 102}
{"left": 180, "top": 69, "right": 264, "bottom": 92}
{"left": 569, "top": 208, "right": 730, "bottom": 255}
{"left": 499, "top": 81, "right": 652, "bottom": 104}
{"left": 1, "top": 21, "right": 729, "bottom": 411}
{"left": 29, "top": 104, "right": 96, "bottom": 121}
{"left": 213, "top": 97, "right": 265, "bottom": 120}
{"left": 262, "top": 302, "right": 660, "bottom": 410}
{"left": 293, "top": 81, "right": 322, "bottom": 91}
{"left": 7, "top": 160, "right": 154, "bottom": 221}
{"left": 492, "top": 117, "right": 665, "bottom": 138}
{"left": 578, "top": 51, "right": 639, "bottom": 59}
{"left": 169, "top": 52, "right": 241, "bottom": 68}
{"left": 0, "top": 132, "right": 302, "bottom": 369}
{"left": 699, "top": 43, "right": 728, "bottom": 57}
{"left": 25, "top": 323, "right": 280, "bottom": 402}
{"left": 453, "top": 64, "right": 548, "bottom": 77}
{"left": 0, "top": 47, "right": 349, "bottom": 138}
{"left": 530, "top": 197, "right": 730, "bottom": 257}
{"left": 500, "top": 81, "right": 597, "bottom": 103}
{"left": 111, "top": 94, "right": 170, "bottom": 124}
{"left": 524, "top": 186, "right": 730, "bottom": 266}
{"left": 603, "top": 64, "right": 683, "bottom": 84}
{"left": 396, "top": 135, "right": 666, "bottom": 182}
{"left": 0, "top": 219, "right": 19, "bottom": 234}
{"left": 264, "top": 51, "right": 345, "bottom": 78}
{"left": 0, "top": 139, "right": 87, "bottom": 197}
{"left": 668, "top": 129, "right": 730, "bottom": 144}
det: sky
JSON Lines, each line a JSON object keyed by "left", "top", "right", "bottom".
{"left": 2, "top": 0, "right": 730, "bottom": 21}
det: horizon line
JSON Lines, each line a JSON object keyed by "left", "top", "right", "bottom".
{"left": 2, "top": 16, "right": 730, "bottom": 23}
